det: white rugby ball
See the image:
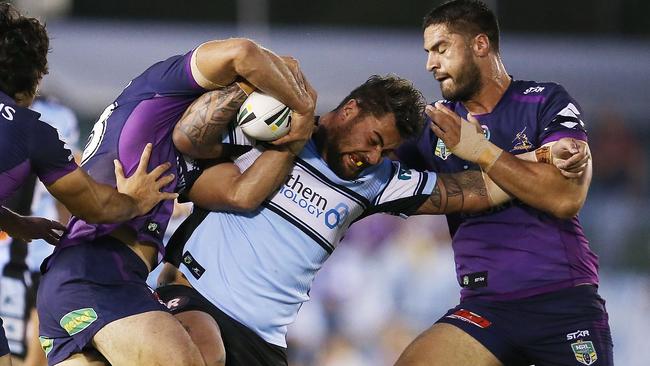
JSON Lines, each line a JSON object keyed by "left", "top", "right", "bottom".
{"left": 236, "top": 92, "right": 291, "bottom": 141}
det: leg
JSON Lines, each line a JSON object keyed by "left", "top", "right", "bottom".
{"left": 175, "top": 311, "right": 226, "bottom": 366}
{"left": 53, "top": 349, "right": 108, "bottom": 366}
{"left": 395, "top": 323, "right": 502, "bottom": 366}
{"left": 92, "top": 310, "right": 205, "bottom": 366}
{"left": 0, "top": 354, "right": 12, "bottom": 366}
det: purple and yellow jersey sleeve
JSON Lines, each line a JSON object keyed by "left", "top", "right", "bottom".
{"left": 59, "top": 51, "right": 206, "bottom": 258}
{"left": 395, "top": 79, "right": 598, "bottom": 302}
{"left": 0, "top": 92, "right": 77, "bottom": 204}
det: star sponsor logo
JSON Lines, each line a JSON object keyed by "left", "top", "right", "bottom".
{"left": 523, "top": 86, "right": 545, "bottom": 94}
{"left": 59, "top": 308, "right": 98, "bottom": 336}
{"left": 571, "top": 340, "right": 598, "bottom": 365}
{"left": 566, "top": 329, "right": 590, "bottom": 341}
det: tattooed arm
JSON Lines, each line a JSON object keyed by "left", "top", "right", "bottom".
{"left": 173, "top": 84, "right": 248, "bottom": 159}
{"left": 415, "top": 170, "right": 509, "bottom": 215}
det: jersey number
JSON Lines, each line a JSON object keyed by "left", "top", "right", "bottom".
{"left": 81, "top": 103, "right": 115, "bottom": 166}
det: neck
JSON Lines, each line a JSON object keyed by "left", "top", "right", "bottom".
{"left": 313, "top": 116, "right": 329, "bottom": 159}
{"left": 463, "top": 55, "right": 510, "bottom": 115}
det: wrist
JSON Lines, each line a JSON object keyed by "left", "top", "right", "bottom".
{"left": 534, "top": 145, "right": 553, "bottom": 165}
{"left": 475, "top": 141, "right": 503, "bottom": 173}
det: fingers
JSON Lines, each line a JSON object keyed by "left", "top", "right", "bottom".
{"left": 154, "top": 173, "right": 176, "bottom": 190}
{"left": 114, "top": 159, "right": 125, "bottom": 181}
{"left": 557, "top": 150, "right": 589, "bottom": 170}
{"left": 149, "top": 162, "right": 173, "bottom": 181}
{"left": 272, "top": 131, "right": 302, "bottom": 146}
{"left": 136, "top": 143, "right": 153, "bottom": 174}
{"left": 160, "top": 192, "right": 180, "bottom": 201}
{"left": 49, "top": 220, "right": 67, "bottom": 231}
{"left": 430, "top": 121, "right": 446, "bottom": 139}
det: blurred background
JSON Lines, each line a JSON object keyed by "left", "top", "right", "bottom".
{"left": 8, "top": 0, "right": 650, "bottom": 365}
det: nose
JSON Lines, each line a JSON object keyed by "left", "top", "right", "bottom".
{"left": 426, "top": 52, "right": 439, "bottom": 72}
{"left": 366, "top": 147, "right": 383, "bottom": 166}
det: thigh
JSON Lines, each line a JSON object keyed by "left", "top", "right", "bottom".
{"left": 395, "top": 323, "right": 502, "bottom": 366}
{"left": 175, "top": 311, "right": 225, "bottom": 366}
{"left": 92, "top": 310, "right": 203, "bottom": 366}
{"left": 53, "top": 349, "right": 109, "bottom": 366}
{"left": 0, "top": 354, "right": 10, "bottom": 366}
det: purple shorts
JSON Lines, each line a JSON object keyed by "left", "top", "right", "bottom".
{"left": 36, "top": 237, "right": 167, "bottom": 366}
{"left": 436, "top": 285, "right": 613, "bottom": 366}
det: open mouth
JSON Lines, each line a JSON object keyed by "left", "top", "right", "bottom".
{"left": 348, "top": 154, "right": 364, "bottom": 169}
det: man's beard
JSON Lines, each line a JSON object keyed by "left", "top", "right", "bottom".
{"left": 441, "top": 57, "right": 482, "bottom": 102}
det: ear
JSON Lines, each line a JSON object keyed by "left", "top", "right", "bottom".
{"left": 339, "top": 98, "right": 360, "bottom": 120}
{"left": 13, "top": 91, "right": 35, "bottom": 107}
{"left": 472, "top": 33, "right": 491, "bottom": 57}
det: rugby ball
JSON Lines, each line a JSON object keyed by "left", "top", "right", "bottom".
{"left": 236, "top": 92, "right": 291, "bottom": 141}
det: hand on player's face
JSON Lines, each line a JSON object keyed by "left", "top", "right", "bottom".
{"left": 427, "top": 102, "right": 484, "bottom": 149}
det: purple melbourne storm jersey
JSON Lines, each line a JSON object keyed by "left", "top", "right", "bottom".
{"left": 58, "top": 51, "right": 205, "bottom": 258}
{"left": 0, "top": 91, "right": 77, "bottom": 204}
{"left": 396, "top": 79, "right": 598, "bottom": 301}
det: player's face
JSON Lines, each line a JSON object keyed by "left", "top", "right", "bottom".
{"left": 424, "top": 24, "right": 482, "bottom": 102}
{"left": 323, "top": 108, "right": 402, "bottom": 180}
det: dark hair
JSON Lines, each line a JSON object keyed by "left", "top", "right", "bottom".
{"left": 423, "top": 0, "right": 500, "bottom": 54}
{"left": 0, "top": 2, "right": 49, "bottom": 99}
{"left": 335, "top": 75, "right": 425, "bottom": 140}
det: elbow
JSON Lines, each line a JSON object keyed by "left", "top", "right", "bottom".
{"left": 72, "top": 209, "right": 111, "bottom": 224}
{"left": 231, "top": 38, "right": 263, "bottom": 77}
{"left": 551, "top": 199, "right": 583, "bottom": 219}
{"left": 226, "top": 191, "right": 262, "bottom": 213}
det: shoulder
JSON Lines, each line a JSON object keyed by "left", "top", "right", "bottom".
{"left": 509, "top": 79, "right": 575, "bottom": 104}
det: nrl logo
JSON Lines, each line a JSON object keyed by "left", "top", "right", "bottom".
{"left": 435, "top": 125, "right": 490, "bottom": 160}
{"left": 435, "top": 138, "right": 452, "bottom": 160}
{"left": 571, "top": 340, "right": 598, "bottom": 365}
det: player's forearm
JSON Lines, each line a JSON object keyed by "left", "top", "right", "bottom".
{"left": 486, "top": 153, "right": 591, "bottom": 218}
{"left": 235, "top": 46, "right": 312, "bottom": 114}
{"left": 416, "top": 171, "right": 501, "bottom": 215}
{"left": 226, "top": 149, "right": 296, "bottom": 211}
{"left": 0, "top": 206, "right": 20, "bottom": 231}
{"left": 65, "top": 182, "right": 140, "bottom": 223}
{"left": 173, "top": 85, "right": 246, "bottom": 159}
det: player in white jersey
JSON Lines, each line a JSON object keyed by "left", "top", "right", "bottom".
{"left": 154, "top": 75, "right": 585, "bottom": 366}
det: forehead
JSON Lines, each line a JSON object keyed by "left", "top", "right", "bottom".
{"left": 357, "top": 112, "right": 401, "bottom": 147}
{"left": 423, "top": 24, "right": 461, "bottom": 48}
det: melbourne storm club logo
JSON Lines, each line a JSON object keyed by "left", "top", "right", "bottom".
{"left": 571, "top": 340, "right": 598, "bottom": 365}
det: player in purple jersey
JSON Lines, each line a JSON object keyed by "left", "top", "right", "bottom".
{"left": 152, "top": 74, "right": 585, "bottom": 366}
{"left": 0, "top": 3, "right": 179, "bottom": 366}
{"left": 36, "top": 37, "right": 316, "bottom": 366}
{"left": 395, "top": 1, "right": 611, "bottom": 366}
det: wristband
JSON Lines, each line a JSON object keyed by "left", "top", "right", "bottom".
{"left": 534, "top": 146, "right": 553, "bottom": 165}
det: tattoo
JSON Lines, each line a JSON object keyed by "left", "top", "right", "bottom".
{"left": 426, "top": 171, "right": 487, "bottom": 214}
{"left": 178, "top": 84, "right": 247, "bottom": 152}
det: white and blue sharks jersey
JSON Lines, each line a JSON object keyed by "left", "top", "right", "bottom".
{"left": 174, "top": 132, "right": 437, "bottom": 347}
